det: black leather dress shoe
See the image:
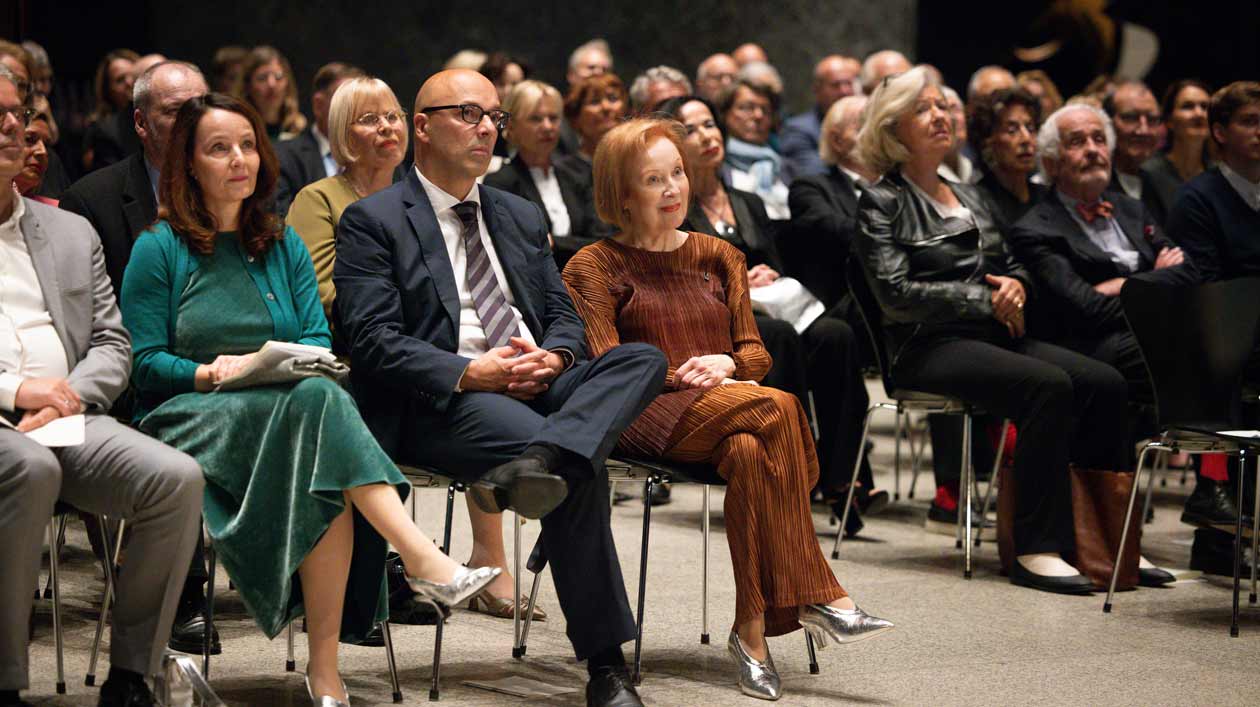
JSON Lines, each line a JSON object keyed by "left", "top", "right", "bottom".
{"left": 343, "top": 623, "right": 385, "bottom": 647}
{"left": 857, "top": 489, "right": 891, "bottom": 517}
{"left": 1182, "top": 479, "right": 1249, "bottom": 527}
{"left": 98, "top": 677, "right": 156, "bottom": 707}
{"left": 1190, "top": 528, "right": 1256, "bottom": 576}
{"left": 1138, "top": 566, "right": 1176, "bottom": 587}
{"left": 586, "top": 665, "right": 644, "bottom": 707}
{"left": 829, "top": 498, "right": 864, "bottom": 537}
{"left": 470, "top": 455, "right": 569, "bottom": 519}
{"left": 168, "top": 609, "right": 220, "bottom": 655}
{"left": 1009, "top": 561, "right": 1095, "bottom": 595}
{"left": 0, "top": 691, "right": 34, "bottom": 707}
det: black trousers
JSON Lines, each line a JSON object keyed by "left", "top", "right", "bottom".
{"left": 402, "top": 343, "right": 667, "bottom": 661}
{"left": 894, "top": 332, "right": 1129, "bottom": 556}
{"left": 756, "top": 314, "right": 875, "bottom": 494}
{"left": 927, "top": 414, "right": 999, "bottom": 489}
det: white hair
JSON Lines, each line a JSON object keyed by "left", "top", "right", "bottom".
{"left": 819, "top": 94, "right": 867, "bottom": 164}
{"left": 133, "top": 60, "right": 205, "bottom": 113}
{"left": 967, "top": 65, "right": 1015, "bottom": 102}
{"left": 628, "top": 65, "right": 692, "bottom": 108}
{"left": 568, "top": 39, "right": 612, "bottom": 71}
{"left": 1036, "top": 103, "right": 1116, "bottom": 183}
{"left": 737, "top": 61, "right": 783, "bottom": 96}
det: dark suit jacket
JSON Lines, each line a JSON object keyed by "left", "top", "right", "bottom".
{"left": 1137, "top": 153, "right": 1190, "bottom": 228}
{"left": 83, "top": 107, "right": 141, "bottom": 172}
{"left": 275, "top": 126, "right": 329, "bottom": 217}
{"left": 1008, "top": 189, "right": 1197, "bottom": 340}
{"left": 333, "top": 170, "right": 588, "bottom": 457}
{"left": 786, "top": 166, "right": 860, "bottom": 307}
{"left": 682, "top": 186, "right": 784, "bottom": 272}
{"left": 483, "top": 156, "right": 606, "bottom": 267}
{"left": 779, "top": 108, "right": 826, "bottom": 185}
{"left": 1109, "top": 166, "right": 1165, "bottom": 227}
{"left": 59, "top": 153, "right": 157, "bottom": 297}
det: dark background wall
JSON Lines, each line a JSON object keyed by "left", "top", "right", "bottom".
{"left": 12, "top": 0, "right": 917, "bottom": 114}
{"left": 7, "top": 1, "right": 1258, "bottom": 119}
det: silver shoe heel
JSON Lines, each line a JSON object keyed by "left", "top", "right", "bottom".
{"left": 406, "top": 565, "right": 501, "bottom": 612}
{"left": 304, "top": 673, "right": 350, "bottom": 707}
{"left": 798, "top": 603, "right": 894, "bottom": 646}
{"left": 726, "top": 630, "right": 782, "bottom": 701}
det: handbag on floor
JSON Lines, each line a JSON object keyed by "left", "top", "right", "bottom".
{"left": 997, "top": 464, "right": 1140, "bottom": 590}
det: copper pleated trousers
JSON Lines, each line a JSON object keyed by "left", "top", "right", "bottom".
{"left": 661, "top": 384, "right": 846, "bottom": 636}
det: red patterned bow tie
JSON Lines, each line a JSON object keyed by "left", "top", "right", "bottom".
{"left": 1076, "top": 199, "right": 1114, "bottom": 223}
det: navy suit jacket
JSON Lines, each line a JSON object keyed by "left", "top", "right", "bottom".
{"left": 1008, "top": 189, "right": 1197, "bottom": 340}
{"left": 333, "top": 169, "right": 588, "bottom": 456}
{"left": 779, "top": 108, "right": 826, "bottom": 184}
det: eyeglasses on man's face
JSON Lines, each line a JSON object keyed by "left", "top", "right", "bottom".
{"left": 420, "top": 103, "right": 510, "bottom": 131}
{"left": 0, "top": 105, "right": 36, "bottom": 129}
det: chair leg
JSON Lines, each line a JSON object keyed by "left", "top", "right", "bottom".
{"left": 48, "top": 520, "right": 65, "bottom": 694}
{"left": 1142, "top": 451, "right": 1165, "bottom": 524}
{"left": 1251, "top": 455, "right": 1260, "bottom": 605}
{"left": 976, "top": 420, "right": 1010, "bottom": 547}
{"left": 1105, "top": 443, "right": 1159, "bottom": 612}
{"left": 633, "top": 476, "right": 655, "bottom": 685}
{"left": 961, "top": 414, "right": 973, "bottom": 578}
{"left": 381, "top": 620, "right": 404, "bottom": 703}
{"left": 701, "top": 484, "right": 710, "bottom": 645}
{"left": 430, "top": 485, "right": 457, "bottom": 701}
{"left": 87, "top": 517, "right": 123, "bottom": 687}
{"left": 804, "top": 631, "right": 819, "bottom": 675}
{"left": 512, "top": 511, "right": 522, "bottom": 657}
{"left": 44, "top": 516, "right": 68, "bottom": 600}
{"left": 1231, "top": 448, "right": 1247, "bottom": 637}
{"left": 204, "top": 535, "right": 216, "bottom": 678}
{"left": 518, "top": 570, "right": 543, "bottom": 657}
{"left": 893, "top": 409, "right": 903, "bottom": 500}
{"left": 908, "top": 412, "right": 926, "bottom": 500}
{"left": 833, "top": 404, "right": 881, "bottom": 560}
{"left": 286, "top": 621, "right": 295, "bottom": 672}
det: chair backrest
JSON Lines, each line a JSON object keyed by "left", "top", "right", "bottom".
{"left": 1120, "top": 277, "right": 1260, "bottom": 429}
{"left": 846, "top": 256, "right": 898, "bottom": 398}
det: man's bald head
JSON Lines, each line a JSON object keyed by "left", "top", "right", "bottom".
{"left": 732, "top": 43, "right": 768, "bottom": 67}
{"left": 813, "top": 55, "right": 861, "bottom": 110}
{"left": 413, "top": 69, "right": 500, "bottom": 191}
{"left": 414, "top": 68, "right": 497, "bottom": 114}
{"left": 860, "top": 50, "right": 911, "bottom": 94}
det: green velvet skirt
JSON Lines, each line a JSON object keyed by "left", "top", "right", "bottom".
{"left": 139, "top": 377, "right": 408, "bottom": 640}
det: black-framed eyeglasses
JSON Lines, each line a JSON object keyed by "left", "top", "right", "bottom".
{"left": 420, "top": 103, "right": 510, "bottom": 130}
{"left": 0, "top": 105, "right": 36, "bottom": 127}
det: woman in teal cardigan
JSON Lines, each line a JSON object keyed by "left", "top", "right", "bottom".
{"left": 119, "top": 93, "right": 497, "bottom": 706}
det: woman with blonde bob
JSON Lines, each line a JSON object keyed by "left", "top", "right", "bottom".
{"left": 852, "top": 67, "right": 1163, "bottom": 595}
{"left": 563, "top": 117, "right": 893, "bottom": 702}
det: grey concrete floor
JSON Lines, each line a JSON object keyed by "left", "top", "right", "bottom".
{"left": 19, "top": 381, "right": 1260, "bottom": 706}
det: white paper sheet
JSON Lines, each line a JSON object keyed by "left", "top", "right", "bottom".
{"left": 0, "top": 413, "right": 85, "bottom": 446}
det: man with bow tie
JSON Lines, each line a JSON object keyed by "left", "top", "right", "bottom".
{"left": 1007, "top": 103, "right": 1197, "bottom": 409}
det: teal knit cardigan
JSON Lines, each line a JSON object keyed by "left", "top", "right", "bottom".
{"left": 119, "top": 220, "right": 331, "bottom": 419}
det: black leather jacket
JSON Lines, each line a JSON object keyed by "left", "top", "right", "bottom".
{"left": 855, "top": 170, "right": 1034, "bottom": 363}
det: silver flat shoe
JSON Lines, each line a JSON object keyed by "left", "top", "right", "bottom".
{"left": 304, "top": 673, "right": 350, "bottom": 707}
{"left": 726, "top": 630, "right": 781, "bottom": 701}
{"left": 798, "top": 603, "right": 894, "bottom": 648}
{"left": 406, "top": 565, "right": 501, "bottom": 611}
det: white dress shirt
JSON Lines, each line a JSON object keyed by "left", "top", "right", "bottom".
{"left": 528, "top": 165, "right": 572, "bottom": 237}
{"left": 415, "top": 167, "right": 537, "bottom": 359}
{"left": 0, "top": 195, "right": 70, "bottom": 410}
{"left": 1220, "top": 162, "right": 1260, "bottom": 211}
{"left": 1057, "top": 190, "right": 1142, "bottom": 273}
{"left": 312, "top": 125, "right": 338, "bottom": 178}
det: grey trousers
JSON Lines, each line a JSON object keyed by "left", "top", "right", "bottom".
{"left": 0, "top": 414, "right": 203, "bottom": 690}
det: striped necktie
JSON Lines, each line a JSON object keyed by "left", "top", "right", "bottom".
{"left": 452, "top": 201, "right": 520, "bottom": 349}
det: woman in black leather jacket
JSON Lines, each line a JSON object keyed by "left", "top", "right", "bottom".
{"left": 854, "top": 67, "right": 1133, "bottom": 595}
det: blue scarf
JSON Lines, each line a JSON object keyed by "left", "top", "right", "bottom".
{"left": 724, "top": 137, "right": 783, "bottom": 194}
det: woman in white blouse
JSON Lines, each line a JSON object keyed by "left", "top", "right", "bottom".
{"left": 485, "top": 80, "right": 609, "bottom": 267}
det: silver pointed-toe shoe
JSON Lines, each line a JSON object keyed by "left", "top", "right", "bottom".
{"left": 406, "top": 565, "right": 501, "bottom": 611}
{"left": 304, "top": 673, "right": 350, "bottom": 707}
{"left": 798, "top": 603, "right": 894, "bottom": 648}
{"left": 726, "top": 630, "right": 782, "bottom": 701}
